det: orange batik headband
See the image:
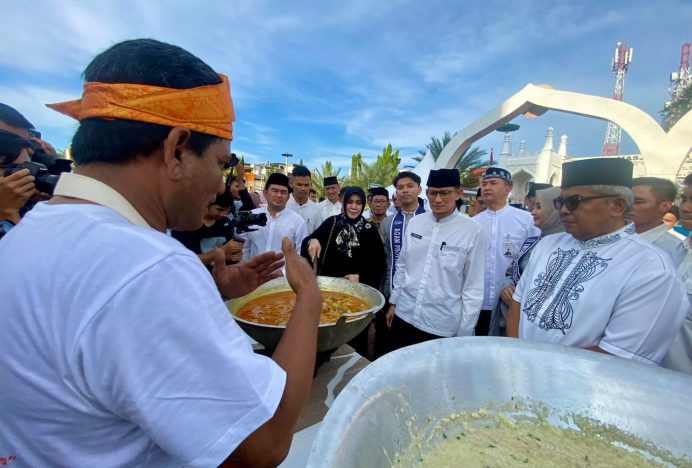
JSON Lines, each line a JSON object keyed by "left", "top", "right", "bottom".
{"left": 47, "top": 74, "right": 235, "bottom": 140}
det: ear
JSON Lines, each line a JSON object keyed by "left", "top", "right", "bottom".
{"left": 611, "top": 196, "right": 628, "bottom": 216}
{"left": 161, "top": 127, "right": 192, "bottom": 180}
{"left": 660, "top": 200, "right": 673, "bottom": 214}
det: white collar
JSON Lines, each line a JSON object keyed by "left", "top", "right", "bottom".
{"left": 54, "top": 173, "right": 151, "bottom": 228}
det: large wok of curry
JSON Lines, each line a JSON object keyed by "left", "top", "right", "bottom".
{"left": 226, "top": 276, "right": 385, "bottom": 353}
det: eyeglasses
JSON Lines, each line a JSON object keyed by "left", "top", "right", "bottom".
{"left": 427, "top": 190, "right": 456, "bottom": 199}
{"left": 553, "top": 194, "right": 619, "bottom": 211}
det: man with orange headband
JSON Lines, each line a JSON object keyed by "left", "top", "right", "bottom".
{"left": 0, "top": 39, "right": 322, "bottom": 466}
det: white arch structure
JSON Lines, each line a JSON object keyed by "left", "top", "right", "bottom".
{"left": 434, "top": 84, "right": 692, "bottom": 180}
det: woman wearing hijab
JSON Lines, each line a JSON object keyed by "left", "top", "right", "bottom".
{"left": 490, "top": 186, "right": 564, "bottom": 336}
{"left": 302, "top": 186, "right": 386, "bottom": 289}
{"left": 301, "top": 186, "right": 386, "bottom": 358}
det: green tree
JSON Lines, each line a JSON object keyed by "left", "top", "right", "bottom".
{"left": 413, "top": 132, "right": 489, "bottom": 187}
{"left": 413, "top": 131, "right": 454, "bottom": 162}
{"left": 346, "top": 144, "right": 401, "bottom": 192}
{"left": 661, "top": 85, "right": 692, "bottom": 131}
{"left": 457, "top": 146, "right": 488, "bottom": 188}
{"left": 312, "top": 161, "right": 342, "bottom": 200}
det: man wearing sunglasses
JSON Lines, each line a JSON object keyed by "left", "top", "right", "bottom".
{"left": 0, "top": 104, "right": 37, "bottom": 236}
{"left": 507, "top": 158, "right": 687, "bottom": 366}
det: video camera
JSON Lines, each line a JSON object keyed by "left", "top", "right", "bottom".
{"left": 4, "top": 147, "right": 73, "bottom": 195}
{"left": 1, "top": 129, "right": 72, "bottom": 195}
{"left": 229, "top": 211, "right": 267, "bottom": 234}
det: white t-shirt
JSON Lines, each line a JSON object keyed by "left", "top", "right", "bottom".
{"left": 240, "top": 206, "right": 308, "bottom": 261}
{"left": 286, "top": 195, "right": 320, "bottom": 233}
{"left": 474, "top": 204, "right": 540, "bottom": 310}
{"left": 514, "top": 223, "right": 688, "bottom": 365}
{"left": 0, "top": 203, "right": 286, "bottom": 466}
{"left": 389, "top": 211, "right": 486, "bottom": 337}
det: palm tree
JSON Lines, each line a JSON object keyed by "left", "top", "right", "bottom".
{"left": 413, "top": 131, "right": 455, "bottom": 163}
{"left": 457, "top": 147, "right": 488, "bottom": 188}
{"left": 412, "top": 132, "right": 488, "bottom": 186}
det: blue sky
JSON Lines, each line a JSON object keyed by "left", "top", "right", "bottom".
{"left": 1, "top": 0, "right": 690, "bottom": 171}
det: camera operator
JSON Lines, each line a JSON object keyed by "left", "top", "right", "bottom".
{"left": 0, "top": 104, "right": 38, "bottom": 236}
{"left": 0, "top": 104, "right": 71, "bottom": 239}
{"left": 227, "top": 158, "right": 256, "bottom": 213}
{"left": 171, "top": 186, "right": 245, "bottom": 270}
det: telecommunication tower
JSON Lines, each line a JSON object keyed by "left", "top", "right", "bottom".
{"left": 669, "top": 43, "right": 692, "bottom": 181}
{"left": 601, "top": 42, "right": 633, "bottom": 156}
{"left": 667, "top": 43, "right": 691, "bottom": 107}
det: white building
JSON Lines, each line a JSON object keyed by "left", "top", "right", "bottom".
{"left": 499, "top": 127, "right": 648, "bottom": 203}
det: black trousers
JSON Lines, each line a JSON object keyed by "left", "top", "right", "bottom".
{"left": 389, "top": 314, "right": 444, "bottom": 352}
{"left": 373, "top": 306, "right": 392, "bottom": 359}
{"left": 475, "top": 309, "right": 492, "bottom": 336}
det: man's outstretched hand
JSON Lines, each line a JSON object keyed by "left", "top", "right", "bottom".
{"left": 282, "top": 237, "right": 318, "bottom": 295}
{"left": 212, "top": 249, "right": 284, "bottom": 299}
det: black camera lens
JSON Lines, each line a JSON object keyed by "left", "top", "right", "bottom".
{"left": 3, "top": 161, "right": 61, "bottom": 195}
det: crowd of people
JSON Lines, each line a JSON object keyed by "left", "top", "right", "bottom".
{"left": 0, "top": 38, "right": 690, "bottom": 465}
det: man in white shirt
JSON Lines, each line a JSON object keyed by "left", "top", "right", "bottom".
{"left": 0, "top": 39, "right": 322, "bottom": 466}
{"left": 243, "top": 172, "right": 308, "bottom": 260}
{"left": 630, "top": 177, "right": 685, "bottom": 266}
{"left": 375, "top": 171, "right": 425, "bottom": 357}
{"left": 317, "top": 175, "right": 342, "bottom": 224}
{"left": 286, "top": 165, "right": 320, "bottom": 233}
{"left": 664, "top": 173, "right": 692, "bottom": 374}
{"left": 473, "top": 167, "right": 540, "bottom": 335}
{"left": 508, "top": 158, "right": 687, "bottom": 366}
{"left": 385, "top": 169, "right": 485, "bottom": 349}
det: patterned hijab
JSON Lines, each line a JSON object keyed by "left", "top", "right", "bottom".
{"left": 535, "top": 186, "right": 564, "bottom": 236}
{"left": 334, "top": 186, "right": 369, "bottom": 257}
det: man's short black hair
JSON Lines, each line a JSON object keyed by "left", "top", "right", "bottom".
{"left": 393, "top": 171, "right": 421, "bottom": 187}
{"left": 292, "top": 165, "right": 311, "bottom": 178}
{"left": 70, "top": 39, "right": 222, "bottom": 166}
{"left": 632, "top": 177, "right": 677, "bottom": 203}
{"left": 309, "top": 188, "right": 316, "bottom": 194}
{"left": 0, "top": 104, "right": 34, "bottom": 130}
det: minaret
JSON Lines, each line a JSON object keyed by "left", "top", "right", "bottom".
{"left": 518, "top": 140, "right": 526, "bottom": 157}
{"left": 558, "top": 134, "right": 568, "bottom": 158}
{"left": 500, "top": 132, "right": 512, "bottom": 158}
{"left": 535, "top": 127, "right": 554, "bottom": 182}
{"left": 542, "top": 127, "right": 554, "bottom": 153}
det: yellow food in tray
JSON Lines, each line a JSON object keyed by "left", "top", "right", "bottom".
{"left": 236, "top": 290, "right": 370, "bottom": 326}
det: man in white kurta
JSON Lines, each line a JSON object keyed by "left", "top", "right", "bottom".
{"left": 663, "top": 175, "right": 692, "bottom": 374}
{"left": 473, "top": 167, "right": 539, "bottom": 335}
{"left": 316, "top": 175, "right": 342, "bottom": 225}
{"left": 242, "top": 173, "right": 308, "bottom": 261}
{"left": 631, "top": 177, "right": 685, "bottom": 267}
{"left": 286, "top": 166, "right": 320, "bottom": 233}
{"left": 386, "top": 169, "right": 486, "bottom": 348}
{"left": 511, "top": 158, "right": 687, "bottom": 366}
{"left": 514, "top": 223, "right": 687, "bottom": 364}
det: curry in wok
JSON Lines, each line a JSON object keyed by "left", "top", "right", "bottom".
{"left": 236, "top": 290, "right": 371, "bottom": 326}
